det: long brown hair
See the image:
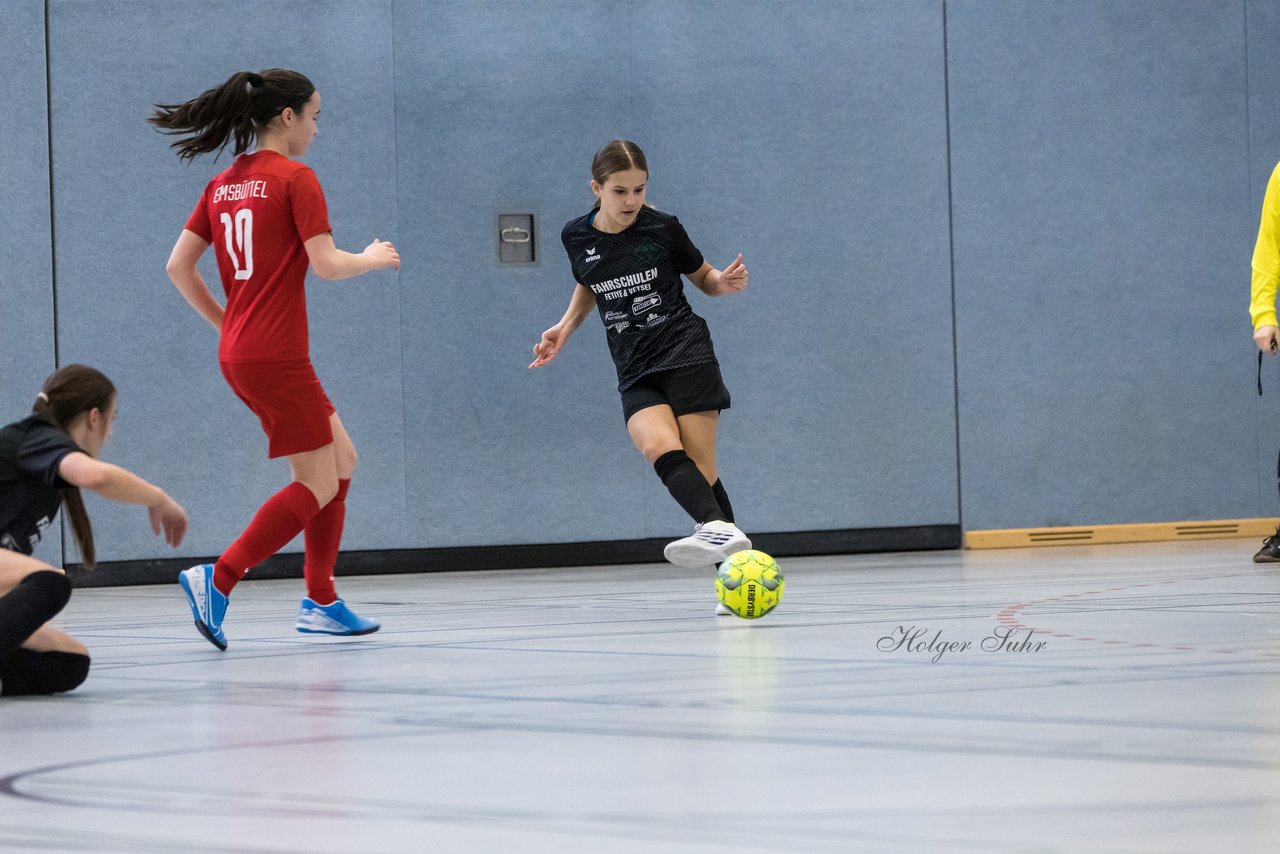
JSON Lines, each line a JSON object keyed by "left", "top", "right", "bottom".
{"left": 591, "top": 139, "right": 649, "bottom": 210}
{"left": 148, "top": 68, "right": 316, "bottom": 162}
{"left": 31, "top": 365, "right": 116, "bottom": 569}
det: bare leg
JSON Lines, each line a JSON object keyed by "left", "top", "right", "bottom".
{"left": 287, "top": 442, "right": 339, "bottom": 507}
{"left": 328, "top": 413, "right": 358, "bottom": 480}
{"left": 676, "top": 410, "right": 720, "bottom": 485}
{"left": 626, "top": 404, "right": 684, "bottom": 461}
{"left": 0, "top": 549, "right": 82, "bottom": 653}
{"left": 0, "top": 549, "right": 62, "bottom": 597}
{"left": 21, "top": 623, "right": 88, "bottom": 656}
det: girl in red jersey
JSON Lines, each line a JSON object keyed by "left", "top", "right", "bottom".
{"left": 1, "top": 365, "right": 188, "bottom": 695}
{"left": 152, "top": 69, "right": 399, "bottom": 650}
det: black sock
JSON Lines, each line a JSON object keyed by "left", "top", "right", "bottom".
{"left": 711, "top": 480, "right": 734, "bottom": 524}
{"left": 0, "top": 649, "right": 90, "bottom": 696}
{"left": 0, "top": 571, "right": 71, "bottom": 657}
{"left": 653, "top": 450, "right": 725, "bottom": 525}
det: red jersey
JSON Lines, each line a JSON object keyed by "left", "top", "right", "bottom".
{"left": 184, "top": 150, "right": 331, "bottom": 363}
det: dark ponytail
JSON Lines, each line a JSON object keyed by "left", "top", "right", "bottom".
{"left": 32, "top": 365, "right": 116, "bottom": 570}
{"left": 148, "top": 68, "right": 315, "bottom": 162}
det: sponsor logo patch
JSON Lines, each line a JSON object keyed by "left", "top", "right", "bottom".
{"left": 631, "top": 293, "right": 662, "bottom": 315}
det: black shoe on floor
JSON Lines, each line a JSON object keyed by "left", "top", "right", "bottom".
{"left": 1254, "top": 528, "right": 1280, "bottom": 563}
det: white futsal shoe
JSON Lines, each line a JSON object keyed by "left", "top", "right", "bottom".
{"left": 663, "top": 520, "right": 751, "bottom": 568}
{"left": 715, "top": 602, "right": 734, "bottom": 616}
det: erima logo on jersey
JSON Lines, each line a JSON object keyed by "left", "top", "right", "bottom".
{"left": 585, "top": 246, "right": 601, "bottom": 263}
{"left": 632, "top": 293, "right": 662, "bottom": 315}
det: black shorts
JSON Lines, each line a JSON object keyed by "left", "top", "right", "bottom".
{"left": 621, "top": 363, "right": 731, "bottom": 423}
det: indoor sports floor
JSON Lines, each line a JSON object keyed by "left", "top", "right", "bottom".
{"left": 1, "top": 540, "right": 1278, "bottom": 853}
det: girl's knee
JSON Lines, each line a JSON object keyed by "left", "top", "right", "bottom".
{"left": 337, "top": 445, "right": 358, "bottom": 479}
{"left": 23, "top": 571, "right": 73, "bottom": 615}
{"left": 304, "top": 478, "right": 339, "bottom": 507}
{"left": 638, "top": 440, "right": 682, "bottom": 463}
{"left": 0, "top": 552, "right": 63, "bottom": 596}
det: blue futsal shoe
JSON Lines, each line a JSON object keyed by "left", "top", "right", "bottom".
{"left": 295, "top": 598, "right": 381, "bottom": 636}
{"left": 179, "top": 564, "right": 228, "bottom": 651}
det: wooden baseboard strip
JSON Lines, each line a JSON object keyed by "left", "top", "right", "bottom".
{"left": 965, "top": 518, "right": 1279, "bottom": 549}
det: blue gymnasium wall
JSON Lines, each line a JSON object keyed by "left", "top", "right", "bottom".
{"left": 0, "top": 2, "right": 63, "bottom": 559}
{"left": 1249, "top": 1, "right": 1280, "bottom": 520}
{"left": 630, "top": 1, "right": 957, "bottom": 534}
{"left": 947, "top": 1, "right": 1259, "bottom": 529}
{"left": 394, "top": 0, "right": 956, "bottom": 547}
{"left": 4, "top": 1, "right": 1273, "bottom": 566}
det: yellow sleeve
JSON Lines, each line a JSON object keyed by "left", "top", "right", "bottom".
{"left": 1251, "top": 162, "right": 1280, "bottom": 330}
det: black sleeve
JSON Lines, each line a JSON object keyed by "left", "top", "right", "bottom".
{"left": 15, "top": 423, "right": 80, "bottom": 487}
{"left": 667, "top": 216, "right": 704, "bottom": 276}
{"left": 561, "top": 220, "right": 581, "bottom": 282}
{"left": 561, "top": 217, "right": 583, "bottom": 257}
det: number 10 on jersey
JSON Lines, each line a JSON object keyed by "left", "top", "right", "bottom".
{"left": 220, "top": 209, "right": 253, "bottom": 280}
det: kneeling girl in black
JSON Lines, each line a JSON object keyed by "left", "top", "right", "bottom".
{"left": 0, "top": 365, "right": 188, "bottom": 696}
{"left": 531, "top": 140, "right": 751, "bottom": 575}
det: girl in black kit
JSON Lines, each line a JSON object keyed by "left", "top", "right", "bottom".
{"left": 531, "top": 140, "right": 751, "bottom": 586}
{"left": 0, "top": 365, "right": 188, "bottom": 696}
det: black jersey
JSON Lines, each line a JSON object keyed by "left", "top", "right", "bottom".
{"left": 0, "top": 416, "right": 81, "bottom": 556}
{"left": 562, "top": 206, "right": 718, "bottom": 391}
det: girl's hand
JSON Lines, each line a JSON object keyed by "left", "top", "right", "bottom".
{"left": 364, "top": 238, "right": 400, "bottom": 271}
{"left": 149, "top": 494, "right": 189, "bottom": 547}
{"left": 719, "top": 254, "right": 747, "bottom": 293}
{"left": 530, "top": 325, "right": 568, "bottom": 368}
{"left": 1256, "top": 325, "right": 1279, "bottom": 354}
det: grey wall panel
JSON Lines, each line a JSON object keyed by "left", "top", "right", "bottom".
{"left": 1248, "top": 0, "right": 1280, "bottom": 517}
{"left": 394, "top": 1, "right": 654, "bottom": 547}
{"left": 47, "top": 0, "right": 404, "bottom": 562}
{"left": 0, "top": 0, "right": 55, "bottom": 420}
{"left": 630, "top": 0, "right": 958, "bottom": 534}
{"left": 0, "top": 0, "right": 63, "bottom": 563}
{"left": 949, "top": 1, "right": 1255, "bottom": 529}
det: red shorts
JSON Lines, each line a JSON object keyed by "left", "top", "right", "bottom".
{"left": 220, "top": 359, "right": 335, "bottom": 458}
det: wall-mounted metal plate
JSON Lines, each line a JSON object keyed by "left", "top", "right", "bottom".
{"left": 498, "top": 213, "right": 535, "bottom": 263}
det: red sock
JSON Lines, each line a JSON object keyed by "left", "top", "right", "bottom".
{"left": 214, "top": 482, "right": 322, "bottom": 596}
{"left": 302, "top": 479, "right": 349, "bottom": 606}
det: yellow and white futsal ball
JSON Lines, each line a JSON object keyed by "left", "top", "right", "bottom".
{"left": 715, "top": 550, "right": 784, "bottom": 619}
